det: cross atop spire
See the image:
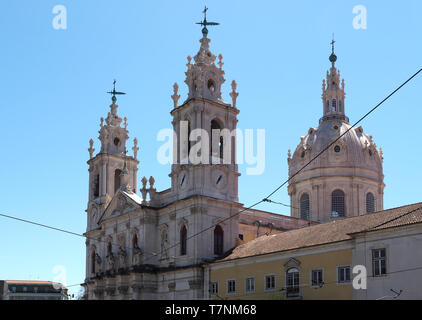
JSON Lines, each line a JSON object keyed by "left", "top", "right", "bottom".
{"left": 196, "top": 6, "right": 219, "bottom": 38}
{"left": 329, "top": 34, "right": 337, "bottom": 66}
{"left": 107, "top": 79, "right": 126, "bottom": 104}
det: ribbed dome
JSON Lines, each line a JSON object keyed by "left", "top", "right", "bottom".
{"left": 287, "top": 43, "right": 385, "bottom": 222}
{"left": 289, "top": 120, "right": 383, "bottom": 180}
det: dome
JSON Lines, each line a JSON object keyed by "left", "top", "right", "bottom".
{"left": 287, "top": 43, "right": 385, "bottom": 222}
{"left": 289, "top": 120, "right": 383, "bottom": 182}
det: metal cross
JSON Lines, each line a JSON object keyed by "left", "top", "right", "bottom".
{"left": 107, "top": 79, "right": 126, "bottom": 103}
{"left": 196, "top": 6, "right": 219, "bottom": 37}
{"left": 331, "top": 34, "right": 336, "bottom": 54}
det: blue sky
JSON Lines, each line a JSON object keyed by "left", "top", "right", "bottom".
{"left": 0, "top": 0, "right": 421, "bottom": 297}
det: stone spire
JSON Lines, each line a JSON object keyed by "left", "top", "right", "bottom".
{"left": 184, "top": 7, "right": 226, "bottom": 103}
{"left": 99, "top": 80, "right": 129, "bottom": 154}
{"left": 120, "top": 150, "right": 131, "bottom": 192}
{"left": 320, "top": 37, "right": 348, "bottom": 124}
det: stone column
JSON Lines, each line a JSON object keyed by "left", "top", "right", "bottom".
{"left": 101, "top": 161, "right": 107, "bottom": 197}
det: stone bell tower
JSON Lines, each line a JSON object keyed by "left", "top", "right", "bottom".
{"left": 86, "top": 82, "right": 139, "bottom": 231}
{"left": 169, "top": 11, "right": 240, "bottom": 203}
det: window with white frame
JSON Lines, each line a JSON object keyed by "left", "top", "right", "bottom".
{"left": 337, "top": 266, "right": 351, "bottom": 283}
{"left": 311, "top": 269, "right": 324, "bottom": 287}
{"left": 265, "top": 275, "right": 276, "bottom": 291}
{"left": 227, "top": 279, "right": 236, "bottom": 294}
{"left": 245, "top": 277, "right": 255, "bottom": 293}
{"left": 210, "top": 282, "right": 218, "bottom": 295}
{"left": 286, "top": 268, "right": 300, "bottom": 297}
{"left": 372, "top": 248, "right": 387, "bottom": 276}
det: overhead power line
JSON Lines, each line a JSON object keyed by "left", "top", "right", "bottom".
{"left": 0, "top": 213, "right": 135, "bottom": 253}
{"left": 139, "top": 67, "right": 422, "bottom": 265}
{"left": 264, "top": 67, "right": 422, "bottom": 201}
{"left": 0, "top": 67, "right": 421, "bottom": 270}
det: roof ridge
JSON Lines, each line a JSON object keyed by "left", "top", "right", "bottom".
{"left": 362, "top": 205, "right": 422, "bottom": 233}
{"left": 370, "top": 202, "right": 422, "bottom": 215}
{"left": 257, "top": 202, "right": 422, "bottom": 238}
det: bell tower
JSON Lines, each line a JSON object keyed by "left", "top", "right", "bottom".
{"left": 86, "top": 81, "right": 139, "bottom": 231}
{"left": 169, "top": 8, "right": 240, "bottom": 202}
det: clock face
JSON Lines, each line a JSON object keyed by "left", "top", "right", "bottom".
{"left": 178, "top": 171, "right": 188, "bottom": 190}
{"left": 213, "top": 170, "right": 227, "bottom": 189}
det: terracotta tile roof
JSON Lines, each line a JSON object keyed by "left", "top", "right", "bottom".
{"left": 368, "top": 208, "right": 422, "bottom": 231}
{"left": 221, "top": 202, "right": 422, "bottom": 262}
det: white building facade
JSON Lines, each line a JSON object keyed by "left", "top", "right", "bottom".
{"left": 352, "top": 214, "right": 422, "bottom": 300}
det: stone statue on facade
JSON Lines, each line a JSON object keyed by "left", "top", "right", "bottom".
{"left": 118, "top": 246, "right": 127, "bottom": 269}
{"left": 106, "top": 252, "right": 115, "bottom": 271}
{"left": 160, "top": 231, "right": 169, "bottom": 260}
{"left": 95, "top": 253, "right": 102, "bottom": 272}
{"left": 132, "top": 244, "right": 143, "bottom": 266}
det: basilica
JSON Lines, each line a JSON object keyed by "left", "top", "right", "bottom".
{"left": 82, "top": 15, "right": 385, "bottom": 300}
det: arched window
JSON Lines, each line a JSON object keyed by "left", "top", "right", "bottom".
{"left": 332, "top": 189, "right": 345, "bottom": 217}
{"left": 300, "top": 193, "right": 310, "bottom": 220}
{"left": 93, "top": 174, "right": 100, "bottom": 197}
{"left": 114, "top": 169, "right": 122, "bottom": 193}
{"left": 180, "top": 225, "right": 187, "bottom": 255}
{"left": 326, "top": 100, "right": 329, "bottom": 113}
{"left": 286, "top": 268, "right": 300, "bottom": 297}
{"left": 214, "top": 225, "right": 224, "bottom": 255}
{"left": 208, "top": 79, "right": 216, "bottom": 93}
{"left": 211, "top": 119, "right": 223, "bottom": 160}
{"left": 332, "top": 99, "right": 337, "bottom": 112}
{"left": 91, "top": 249, "right": 96, "bottom": 274}
{"left": 338, "top": 100, "right": 342, "bottom": 112}
{"left": 366, "top": 192, "right": 375, "bottom": 213}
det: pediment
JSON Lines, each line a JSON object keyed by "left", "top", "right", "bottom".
{"left": 99, "top": 191, "right": 141, "bottom": 223}
{"left": 284, "top": 257, "right": 301, "bottom": 269}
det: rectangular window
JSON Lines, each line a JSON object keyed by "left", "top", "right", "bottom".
{"left": 245, "top": 277, "right": 255, "bottom": 293}
{"left": 265, "top": 275, "right": 276, "bottom": 291}
{"left": 337, "top": 266, "right": 351, "bottom": 283}
{"left": 227, "top": 280, "right": 236, "bottom": 294}
{"left": 372, "top": 248, "right": 387, "bottom": 276}
{"left": 311, "top": 269, "right": 323, "bottom": 287}
{"left": 210, "top": 282, "right": 218, "bottom": 295}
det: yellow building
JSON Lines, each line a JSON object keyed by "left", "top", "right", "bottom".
{"left": 205, "top": 203, "right": 422, "bottom": 300}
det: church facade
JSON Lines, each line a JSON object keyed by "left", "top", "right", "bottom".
{"left": 82, "top": 11, "right": 388, "bottom": 299}
{"left": 82, "top": 22, "right": 311, "bottom": 300}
